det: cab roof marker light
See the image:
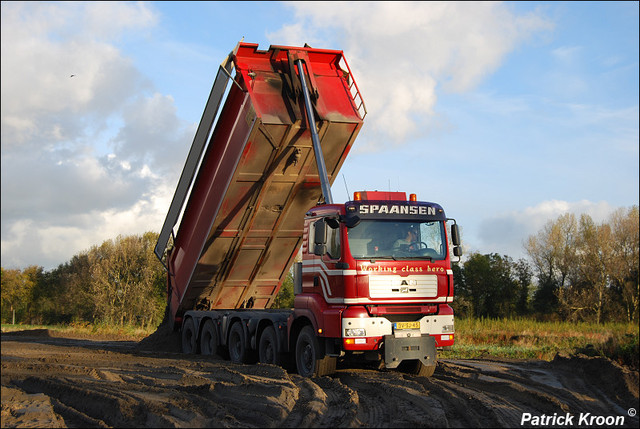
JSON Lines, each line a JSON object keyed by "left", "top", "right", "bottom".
{"left": 409, "top": 193, "right": 417, "bottom": 201}
{"left": 354, "top": 192, "right": 362, "bottom": 201}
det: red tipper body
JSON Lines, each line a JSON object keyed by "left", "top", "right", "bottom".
{"left": 164, "top": 43, "right": 364, "bottom": 323}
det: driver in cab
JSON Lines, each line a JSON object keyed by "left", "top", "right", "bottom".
{"left": 393, "top": 226, "right": 418, "bottom": 251}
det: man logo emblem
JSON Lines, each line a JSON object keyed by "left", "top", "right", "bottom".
{"left": 400, "top": 286, "right": 409, "bottom": 293}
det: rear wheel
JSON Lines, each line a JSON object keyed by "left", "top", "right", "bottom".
{"left": 258, "top": 326, "right": 281, "bottom": 365}
{"left": 228, "top": 322, "right": 248, "bottom": 363}
{"left": 181, "top": 317, "right": 197, "bottom": 354}
{"left": 200, "top": 319, "right": 218, "bottom": 356}
{"left": 398, "top": 359, "right": 436, "bottom": 377}
{"left": 295, "top": 326, "right": 336, "bottom": 377}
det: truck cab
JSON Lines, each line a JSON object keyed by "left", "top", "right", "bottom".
{"left": 291, "top": 191, "right": 461, "bottom": 377}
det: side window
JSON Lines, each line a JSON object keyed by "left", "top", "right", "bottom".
{"left": 326, "top": 226, "right": 340, "bottom": 259}
{"left": 420, "top": 222, "right": 445, "bottom": 258}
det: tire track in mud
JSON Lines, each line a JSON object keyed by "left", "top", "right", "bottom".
{"left": 421, "top": 358, "right": 640, "bottom": 428}
{"left": 330, "top": 369, "right": 448, "bottom": 428}
{"left": 2, "top": 338, "right": 300, "bottom": 427}
{"left": 2, "top": 334, "right": 638, "bottom": 428}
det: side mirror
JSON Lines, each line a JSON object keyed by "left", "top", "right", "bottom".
{"left": 314, "top": 219, "right": 327, "bottom": 256}
{"left": 448, "top": 220, "right": 462, "bottom": 260}
{"left": 451, "top": 223, "right": 461, "bottom": 246}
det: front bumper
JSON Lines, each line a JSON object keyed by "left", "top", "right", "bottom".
{"left": 341, "top": 312, "right": 455, "bottom": 350}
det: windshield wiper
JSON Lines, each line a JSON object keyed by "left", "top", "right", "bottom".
{"left": 365, "top": 256, "right": 398, "bottom": 262}
{"left": 394, "top": 256, "right": 433, "bottom": 261}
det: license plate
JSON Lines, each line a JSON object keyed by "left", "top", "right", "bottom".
{"left": 394, "top": 321, "right": 420, "bottom": 330}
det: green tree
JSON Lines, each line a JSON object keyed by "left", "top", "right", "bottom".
{"left": 526, "top": 207, "right": 639, "bottom": 323}
{"left": 607, "top": 206, "right": 639, "bottom": 322}
{"left": 514, "top": 259, "right": 533, "bottom": 315}
{"left": 272, "top": 269, "right": 295, "bottom": 309}
{"left": 461, "top": 253, "right": 519, "bottom": 318}
{"left": 526, "top": 213, "right": 579, "bottom": 315}
{"left": 21, "top": 265, "right": 45, "bottom": 324}
{"left": 1, "top": 267, "right": 35, "bottom": 324}
{"left": 577, "top": 214, "right": 611, "bottom": 324}
{"left": 451, "top": 262, "right": 472, "bottom": 318}
{"left": 89, "top": 232, "right": 166, "bottom": 327}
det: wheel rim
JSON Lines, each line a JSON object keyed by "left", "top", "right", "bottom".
{"left": 229, "top": 325, "right": 244, "bottom": 362}
{"left": 184, "top": 331, "right": 193, "bottom": 352}
{"left": 300, "top": 341, "right": 313, "bottom": 373}
{"left": 200, "top": 321, "right": 217, "bottom": 355}
{"left": 182, "top": 319, "right": 195, "bottom": 353}
{"left": 260, "top": 328, "right": 278, "bottom": 364}
{"left": 264, "top": 341, "right": 274, "bottom": 362}
{"left": 230, "top": 332, "right": 240, "bottom": 359}
{"left": 202, "top": 332, "right": 212, "bottom": 354}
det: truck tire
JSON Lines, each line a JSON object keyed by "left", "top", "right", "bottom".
{"left": 258, "top": 326, "right": 281, "bottom": 365}
{"left": 181, "top": 317, "right": 197, "bottom": 354}
{"left": 200, "top": 319, "right": 218, "bottom": 356}
{"left": 398, "top": 359, "right": 436, "bottom": 377}
{"left": 295, "top": 326, "right": 336, "bottom": 377}
{"left": 228, "top": 322, "right": 248, "bottom": 364}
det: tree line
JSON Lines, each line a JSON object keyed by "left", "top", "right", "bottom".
{"left": 453, "top": 206, "right": 639, "bottom": 324}
{"left": 1, "top": 206, "right": 638, "bottom": 327}
{"left": 1, "top": 232, "right": 166, "bottom": 328}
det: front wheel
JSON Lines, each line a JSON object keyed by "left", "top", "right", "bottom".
{"left": 295, "top": 326, "right": 336, "bottom": 377}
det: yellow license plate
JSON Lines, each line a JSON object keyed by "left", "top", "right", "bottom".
{"left": 394, "top": 321, "right": 420, "bottom": 330}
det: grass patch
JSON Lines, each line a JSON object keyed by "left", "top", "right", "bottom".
{"left": 1, "top": 322, "right": 158, "bottom": 340}
{"left": 3, "top": 318, "right": 638, "bottom": 369}
{"left": 441, "top": 318, "right": 639, "bottom": 368}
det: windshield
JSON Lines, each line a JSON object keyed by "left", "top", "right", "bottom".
{"left": 347, "top": 220, "right": 446, "bottom": 260}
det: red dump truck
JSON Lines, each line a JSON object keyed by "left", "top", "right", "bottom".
{"left": 155, "top": 42, "right": 462, "bottom": 377}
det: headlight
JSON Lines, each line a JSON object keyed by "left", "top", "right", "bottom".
{"left": 345, "top": 328, "right": 366, "bottom": 337}
{"left": 442, "top": 324, "right": 454, "bottom": 333}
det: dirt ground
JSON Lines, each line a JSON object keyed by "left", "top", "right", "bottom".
{"left": 1, "top": 328, "right": 638, "bottom": 428}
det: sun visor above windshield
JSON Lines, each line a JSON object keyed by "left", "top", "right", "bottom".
{"left": 345, "top": 201, "right": 446, "bottom": 221}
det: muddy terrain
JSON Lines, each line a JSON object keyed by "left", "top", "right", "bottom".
{"left": 1, "top": 329, "right": 638, "bottom": 428}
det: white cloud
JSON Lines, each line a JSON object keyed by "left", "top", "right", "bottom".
{"left": 268, "top": 1, "right": 553, "bottom": 148}
{"left": 476, "top": 199, "right": 618, "bottom": 259}
{"left": 1, "top": 186, "right": 173, "bottom": 270}
{"left": 0, "top": 3, "right": 157, "bottom": 149}
{"left": 551, "top": 45, "right": 583, "bottom": 64}
{"left": 0, "top": 2, "right": 191, "bottom": 270}
{"left": 110, "top": 93, "right": 193, "bottom": 173}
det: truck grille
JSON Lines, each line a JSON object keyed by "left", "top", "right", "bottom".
{"left": 368, "top": 275, "right": 438, "bottom": 299}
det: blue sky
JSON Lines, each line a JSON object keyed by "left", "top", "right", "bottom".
{"left": 1, "top": 1, "right": 638, "bottom": 270}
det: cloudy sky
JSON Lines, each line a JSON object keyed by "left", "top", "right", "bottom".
{"left": 1, "top": 1, "right": 638, "bottom": 270}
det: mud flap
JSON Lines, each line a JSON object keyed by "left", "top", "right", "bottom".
{"left": 383, "top": 334, "right": 436, "bottom": 369}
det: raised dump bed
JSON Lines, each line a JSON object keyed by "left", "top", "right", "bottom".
{"left": 155, "top": 43, "right": 365, "bottom": 323}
